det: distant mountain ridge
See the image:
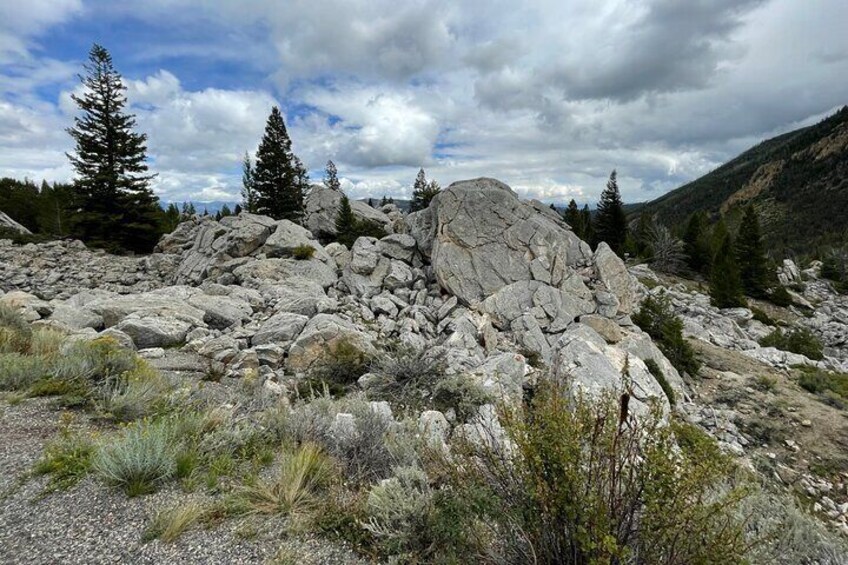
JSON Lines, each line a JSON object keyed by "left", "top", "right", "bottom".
{"left": 639, "top": 106, "right": 848, "bottom": 254}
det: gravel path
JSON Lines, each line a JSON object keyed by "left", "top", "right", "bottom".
{"left": 0, "top": 399, "right": 367, "bottom": 565}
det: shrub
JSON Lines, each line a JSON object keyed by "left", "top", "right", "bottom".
{"left": 759, "top": 327, "right": 824, "bottom": 360}
{"left": 367, "top": 343, "right": 447, "bottom": 409}
{"left": 0, "top": 353, "right": 52, "bottom": 390}
{"left": 754, "top": 374, "right": 778, "bottom": 393}
{"left": 437, "top": 381, "right": 749, "bottom": 564}
{"left": 34, "top": 423, "right": 95, "bottom": 492}
{"left": 93, "top": 418, "right": 177, "bottom": 496}
{"left": 0, "top": 303, "right": 32, "bottom": 354}
{"left": 291, "top": 244, "right": 315, "bottom": 260}
{"left": 308, "top": 339, "right": 371, "bottom": 391}
{"left": 796, "top": 366, "right": 848, "bottom": 402}
{"left": 644, "top": 358, "right": 675, "bottom": 405}
{"left": 237, "top": 443, "right": 335, "bottom": 524}
{"left": 633, "top": 293, "right": 701, "bottom": 376}
{"left": 364, "top": 466, "right": 434, "bottom": 558}
{"left": 432, "top": 375, "right": 492, "bottom": 422}
{"left": 768, "top": 285, "right": 793, "bottom": 307}
{"left": 750, "top": 306, "right": 776, "bottom": 326}
{"left": 281, "top": 394, "right": 413, "bottom": 484}
{"left": 142, "top": 500, "right": 207, "bottom": 543}
{"left": 740, "top": 486, "right": 848, "bottom": 564}
{"left": 98, "top": 366, "right": 169, "bottom": 421}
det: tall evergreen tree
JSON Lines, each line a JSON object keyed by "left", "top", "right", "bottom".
{"left": 380, "top": 195, "right": 388, "bottom": 206}
{"left": 410, "top": 168, "right": 428, "bottom": 212}
{"left": 410, "top": 168, "right": 441, "bottom": 212}
{"left": 580, "top": 204, "right": 594, "bottom": 244}
{"left": 253, "top": 106, "right": 308, "bottom": 222}
{"left": 564, "top": 199, "right": 583, "bottom": 238}
{"left": 735, "top": 205, "right": 771, "bottom": 298}
{"left": 710, "top": 232, "right": 746, "bottom": 308}
{"left": 323, "top": 160, "right": 341, "bottom": 191}
{"left": 334, "top": 194, "right": 358, "bottom": 248}
{"left": 162, "top": 203, "right": 181, "bottom": 232}
{"left": 683, "top": 211, "right": 711, "bottom": 274}
{"left": 66, "top": 43, "right": 161, "bottom": 253}
{"left": 593, "top": 170, "right": 628, "bottom": 255}
{"left": 240, "top": 152, "right": 258, "bottom": 213}
{"left": 220, "top": 204, "right": 232, "bottom": 218}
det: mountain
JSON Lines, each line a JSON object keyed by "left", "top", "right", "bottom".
{"left": 640, "top": 106, "right": 848, "bottom": 254}
{"left": 161, "top": 200, "right": 239, "bottom": 215}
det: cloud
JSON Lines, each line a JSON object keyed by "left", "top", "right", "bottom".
{"left": 1, "top": 0, "right": 847, "bottom": 206}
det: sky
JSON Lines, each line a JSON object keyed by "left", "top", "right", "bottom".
{"left": 1, "top": 0, "right": 846, "bottom": 205}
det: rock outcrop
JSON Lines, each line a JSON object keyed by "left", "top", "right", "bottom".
{"left": 0, "top": 211, "right": 31, "bottom": 234}
{"left": 303, "top": 184, "right": 392, "bottom": 238}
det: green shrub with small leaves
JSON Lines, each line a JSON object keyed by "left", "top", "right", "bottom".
{"left": 308, "top": 339, "right": 371, "bottom": 391}
{"left": 644, "top": 358, "right": 675, "bottom": 405}
{"left": 759, "top": 327, "right": 824, "bottom": 360}
{"left": 291, "top": 244, "right": 315, "bottom": 260}
{"left": 436, "top": 381, "right": 749, "bottom": 564}
{"left": 633, "top": 292, "right": 701, "bottom": 376}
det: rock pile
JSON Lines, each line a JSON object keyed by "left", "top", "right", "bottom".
{"left": 1, "top": 178, "right": 683, "bottom": 420}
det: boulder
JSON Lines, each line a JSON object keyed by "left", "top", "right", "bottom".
{"left": 259, "top": 279, "right": 329, "bottom": 316}
{"left": 260, "top": 219, "right": 331, "bottom": 263}
{"left": 287, "top": 314, "right": 375, "bottom": 372}
{"left": 0, "top": 211, "right": 31, "bottom": 234}
{"left": 428, "top": 178, "right": 592, "bottom": 305}
{"left": 48, "top": 304, "right": 104, "bottom": 330}
{"left": 232, "top": 258, "right": 337, "bottom": 289}
{"left": 85, "top": 289, "right": 205, "bottom": 328}
{"left": 480, "top": 280, "right": 594, "bottom": 332}
{"left": 579, "top": 314, "right": 623, "bottom": 343}
{"left": 187, "top": 293, "right": 252, "bottom": 329}
{"left": 115, "top": 313, "right": 195, "bottom": 349}
{"left": 171, "top": 214, "right": 277, "bottom": 284}
{"left": 303, "top": 185, "right": 392, "bottom": 238}
{"left": 470, "top": 352, "right": 528, "bottom": 398}
{"left": 551, "top": 326, "right": 670, "bottom": 418}
{"left": 377, "top": 234, "right": 417, "bottom": 263}
{"left": 252, "top": 312, "right": 309, "bottom": 346}
{"left": 593, "top": 243, "right": 635, "bottom": 315}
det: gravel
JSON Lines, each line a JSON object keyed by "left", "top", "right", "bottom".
{"left": 0, "top": 398, "right": 367, "bottom": 565}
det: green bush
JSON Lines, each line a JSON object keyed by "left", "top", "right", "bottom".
{"left": 364, "top": 466, "right": 434, "bottom": 558}
{"left": 633, "top": 293, "right": 701, "bottom": 376}
{"left": 767, "top": 285, "right": 793, "bottom": 307}
{"left": 750, "top": 306, "right": 776, "bottom": 326}
{"left": 759, "top": 327, "right": 824, "bottom": 360}
{"left": 34, "top": 423, "right": 95, "bottom": 492}
{"left": 0, "top": 353, "right": 52, "bottom": 390}
{"left": 796, "top": 366, "right": 848, "bottom": 403}
{"left": 432, "top": 375, "right": 492, "bottom": 422}
{"left": 0, "top": 303, "right": 32, "bottom": 354}
{"left": 93, "top": 418, "right": 177, "bottom": 496}
{"left": 644, "top": 358, "right": 675, "bottom": 406}
{"left": 307, "top": 339, "right": 371, "bottom": 391}
{"left": 366, "top": 343, "right": 448, "bottom": 410}
{"left": 291, "top": 244, "right": 315, "bottom": 260}
{"left": 438, "top": 381, "right": 749, "bottom": 564}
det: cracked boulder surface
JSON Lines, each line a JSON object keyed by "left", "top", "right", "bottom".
{"left": 428, "top": 178, "right": 593, "bottom": 306}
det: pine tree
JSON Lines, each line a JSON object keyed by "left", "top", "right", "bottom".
{"left": 710, "top": 232, "right": 746, "bottom": 308}
{"left": 234, "top": 204, "right": 243, "bottom": 215}
{"left": 323, "top": 160, "right": 341, "bottom": 191}
{"left": 683, "top": 212, "right": 711, "bottom": 274}
{"left": 368, "top": 198, "right": 374, "bottom": 208}
{"left": 580, "top": 204, "right": 593, "bottom": 244}
{"left": 334, "top": 194, "right": 358, "bottom": 248}
{"left": 564, "top": 199, "right": 583, "bottom": 238}
{"left": 410, "top": 169, "right": 441, "bottom": 212}
{"left": 66, "top": 43, "right": 161, "bottom": 253}
{"left": 253, "top": 106, "right": 308, "bottom": 222}
{"left": 735, "top": 205, "right": 770, "bottom": 298}
{"left": 380, "top": 195, "right": 388, "bottom": 206}
{"left": 220, "top": 204, "right": 232, "bottom": 217}
{"left": 181, "top": 202, "right": 196, "bottom": 217}
{"left": 593, "top": 170, "right": 628, "bottom": 255}
{"left": 163, "top": 203, "right": 181, "bottom": 232}
{"left": 240, "top": 152, "right": 258, "bottom": 213}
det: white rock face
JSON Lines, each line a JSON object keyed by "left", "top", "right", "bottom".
{"left": 0, "top": 211, "right": 31, "bottom": 234}
{"left": 287, "top": 313, "right": 375, "bottom": 372}
{"left": 427, "top": 178, "right": 592, "bottom": 305}
{"left": 303, "top": 185, "right": 392, "bottom": 237}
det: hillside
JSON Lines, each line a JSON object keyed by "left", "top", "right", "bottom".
{"left": 641, "top": 106, "right": 848, "bottom": 254}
